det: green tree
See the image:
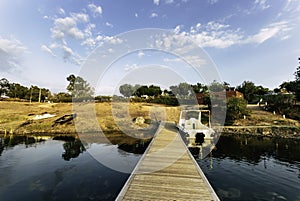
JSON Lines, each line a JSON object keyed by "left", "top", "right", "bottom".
{"left": 147, "top": 85, "right": 162, "bottom": 97}
{"left": 226, "top": 97, "right": 250, "bottom": 125}
{"left": 265, "top": 94, "right": 296, "bottom": 115}
{"left": 135, "top": 85, "right": 149, "bottom": 97}
{"left": 280, "top": 81, "right": 297, "bottom": 93}
{"left": 0, "top": 78, "right": 10, "bottom": 97}
{"left": 66, "top": 74, "right": 94, "bottom": 99}
{"left": 208, "top": 80, "right": 226, "bottom": 92}
{"left": 119, "top": 84, "right": 134, "bottom": 97}
{"left": 191, "top": 83, "right": 208, "bottom": 93}
{"left": 7, "top": 83, "right": 29, "bottom": 99}
{"left": 170, "top": 82, "right": 191, "bottom": 98}
{"left": 28, "top": 86, "right": 51, "bottom": 102}
{"left": 279, "top": 59, "right": 300, "bottom": 101}
{"left": 295, "top": 59, "right": 300, "bottom": 81}
{"left": 236, "top": 81, "right": 268, "bottom": 102}
{"left": 294, "top": 60, "right": 300, "bottom": 100}
{"left": 51, "top": 92, "right": 72, "bottom": 102}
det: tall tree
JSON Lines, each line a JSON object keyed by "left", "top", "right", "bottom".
{"left": 135, "top": 85, "right": 149, "bottom": 97}
{"left": 119, "top": 84, "right": 134, "bottom": 97}
{"left": 170, "top": 82, "right": 191, "bottom": 97}
{"left": 7, "top": 83, "right": 29, "bottom": 99}
{"left": 66, "top": 74, "right": 94, "bottom": 99}
{"left": 28, "top": 86, "right": 51, "bottom": 102}
{"left": 208, "top": 80, "right": 226, "bottom": 92}
{"left": 279, "top": 58, "right": 300, "bottom": 101}
{"left": 191, "top": 83, "right": 208, "bottom": 93}
{"left": 0, "top": 78, "right": 10, "bottom": 97}
{"left": 236, "top": 81, "right": 257, "bottom": 102}
{"left": 147, "top": 85, "right": 162, "bottom": 97}
{"left": 295, "top": 58, "right": 300, "bottom": 81}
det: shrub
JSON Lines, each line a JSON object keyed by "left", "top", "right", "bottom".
{"left": 226, "top": 97, "right": 250, "bottom": 125}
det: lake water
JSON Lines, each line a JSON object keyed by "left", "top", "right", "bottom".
{"left": 0, "top": 134, "right": 150, "bottom": 201}
{"left": 0, "top": 134, "right": 300, "bottom": 201}
{"left": 198, "top": 134, "right": 300, "bottom": 201}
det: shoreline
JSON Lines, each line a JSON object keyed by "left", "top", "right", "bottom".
{"left": 0, "top": 101, "right": 299, "bottom": 139}
{"left": 1, "top": 125, "right": 300, "bottom": 139}
{"left": 216, "top": 125, "right": 300, "bottom": 139}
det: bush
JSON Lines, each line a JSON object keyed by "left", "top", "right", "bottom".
{"left": 226, "top": 97, "right": 250, "bottom": 125}
{"left": 148, "top": 96, "right": 179, "bottom": 106}
{"left": 264, "top": 94, "right": 298, "bottom": 119}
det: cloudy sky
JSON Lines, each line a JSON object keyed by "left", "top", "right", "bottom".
{"left": 0, "top": 0, "right": 299, "bottom": 94}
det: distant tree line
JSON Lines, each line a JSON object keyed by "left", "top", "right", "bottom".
{"left": 0, "top": 78, "right": 51, "bottom": 102}
{"left": 1, "top": 58, "right": 299, "bottom": 121}
{"left": 0, "top": 74, "right": 94, "bottom": 103}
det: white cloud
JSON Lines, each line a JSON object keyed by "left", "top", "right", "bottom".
{"left": 254, "top": 0, "right": 270, "bottom": 10}
{"left": 84, "top": 23, "right": 96, "bottom": 37}
{"left": 41, "top": 45, "right": 56, "bottom": 57}
{"left": 174, "top": 25, "right": 182, "bottom": 34}
{"left": 70, "top": 13, "right": 89, "bottom": 23}
{"left": 150, "top": 12, "right": 158, "bottom": 18}
{"left": 58, "top": 8, "right": 65, "bottom": 15}
{"left": 208, "top": 0, "right": 218, "bottom": 4}
{"left": 0, "top": 37, "right": 27, "bottom": 71}
{"left": 61, "top": 45, "right": 83, "bottom": 65}
{"left": 163, "top": 57, "right": 181, "bottom": 63}
{"left": 135, "top": 13, "right": 138, "bottom": 18}
{"left": 154, "top": 0, "right": 160, "bottom": 5}
{"left": 171, "top": 20, "right": 292, "bottom": 49}
{"left": 188, "top": 21, "right": 242, "bottom": 48}
{"left": 165, "top": 0, "right": 174, "bottom": 4}
{"left": 103, "top": 36, "right": 123, "bottom": 44}
{"left": 105, "top": 22, "right": 113, "bottom": 28}
{"left": 81, "top": 38, "right": 96, "bottom": 47}
{"left": 88, "top": 3, "right": 102, "bottom": 17}
{"left": 45, "top": 8, "right": 124, "bottom": 65}
{"left": 138, "top": 51, "right": 145, "bottom": 58}
{"left": 124, "top": 64, "right": 140, "bottom": 72}
{"left": 245, "top": 21, "right": 291, "bottom": 43}
{"left": 51, "top": 17, "right": 85, "bottom": 40}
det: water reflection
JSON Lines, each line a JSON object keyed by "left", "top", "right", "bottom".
{"left": 198, "top": 134, "right": 300, "bottom": 201}
{"left": 0, "top": 133, "right": 151, "bottom": 201}
{"left": 0, "top": 135, "right": 47, "bottom": 155}
{"left": 0, "top": 133, "right": 151, "bottom": 161}
{"left": 212, "top": 134, "right": 300, "bottom": 164}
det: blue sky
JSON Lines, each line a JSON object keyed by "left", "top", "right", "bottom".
{"left": 0, "top": 0, "right": 299, "bottom": 94}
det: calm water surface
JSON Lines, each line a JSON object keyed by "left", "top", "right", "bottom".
{"left": 1, "top": 134, "right": 300, "bottom": 201}
{"left": 198, "top": 134, "right": 300, "bottom": 201}
{"left": 0, "top": 134, "right": 149, "bottom": 201}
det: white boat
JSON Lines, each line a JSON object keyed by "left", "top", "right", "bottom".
{"left": 177, "top": 110, "right": 215, "bottom": 148}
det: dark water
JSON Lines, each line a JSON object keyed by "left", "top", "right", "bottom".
{"left": 0, "top": 134, "right": 150, "bottom": 201}
{"left": 197, "top": 134, "right": 300, "bottom": 201}
{"left": 1, "top": 134, "right": 300, "bottom": 201}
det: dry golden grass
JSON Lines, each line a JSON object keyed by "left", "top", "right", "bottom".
{"left": 0, "top": 101, "right": 297, "bottom": 135}
{"left": 233, "top": 105, "right": 299, "bottom": 127}
{"left": 0, "top": 101, "right": 180, "bottom": 134}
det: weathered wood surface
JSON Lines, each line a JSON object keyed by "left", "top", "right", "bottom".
{"left": 116, "top": 122, "right": 219, "bottom": 201}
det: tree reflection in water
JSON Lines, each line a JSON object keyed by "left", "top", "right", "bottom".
{"left": 0, "top": 135, "right": 46, "bottom": 156}
{"left": 0, "top": 133, "right": 152, "bottom": 162}
{"left": 62, "top": 139, "right": 86, "bottom": 161}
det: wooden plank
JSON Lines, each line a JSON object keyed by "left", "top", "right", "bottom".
{"left": 116, "top": 122, "right": 219, "bottom": 201}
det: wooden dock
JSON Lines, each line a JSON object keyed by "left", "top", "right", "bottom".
{"left": 116, "top": 122, "right": 219, "bottom": 201}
